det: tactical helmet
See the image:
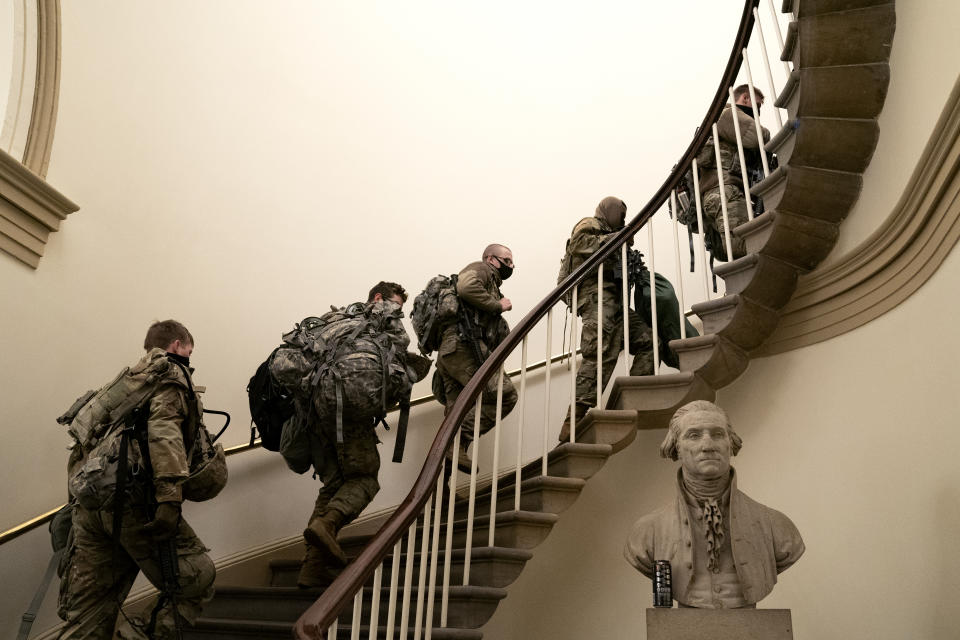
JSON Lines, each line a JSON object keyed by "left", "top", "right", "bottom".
{"left": 182, "top": 431, "right": 228, "bottom": 502}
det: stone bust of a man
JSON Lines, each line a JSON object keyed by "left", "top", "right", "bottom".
{"left": 624, "top": 400, "right": 804, "bottom": 608}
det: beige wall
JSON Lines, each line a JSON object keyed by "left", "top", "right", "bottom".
{"left": 0, "top": 1, "right": 752, "bottom": 634}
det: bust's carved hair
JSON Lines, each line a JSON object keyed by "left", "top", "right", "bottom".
{"left": 659, "top": 400, "right": 743, "bottom": 460}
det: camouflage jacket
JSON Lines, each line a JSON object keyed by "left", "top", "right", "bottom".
{"left": 565, "top": 216, "right": 623, "bottom": 308}
{"left": 439, "top": 260, "right": 509, "bottom": 357}
{"left": 67, "top": 349, "right": 199, "bottom": 505}
{"left": 146, "top": 357, "right": 199, "bottom": 504}
{"left": 698, "top": 105, "right": 771, "bottom": 194}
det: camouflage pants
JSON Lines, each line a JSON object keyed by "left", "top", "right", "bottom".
{"left": 575, "top": 294, "right": 654, "bottom": 410}
{"left": 58, "top": 504, "right": 215, "bottom": 640}
{"left": 309, "top": 419, "right": 381, "bottom": 524}
{"left": 701, "top": 183, "right": 748, "bottom": 262}
{"left": 436, "top": 341, "right": 518, "bottom": 445}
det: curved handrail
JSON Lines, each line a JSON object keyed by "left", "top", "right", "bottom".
{"left": 295, "top": 1, "right": 760, "bottom": 635}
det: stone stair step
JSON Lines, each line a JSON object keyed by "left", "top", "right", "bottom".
{"left": 690, "top": 294, "right": 781, "bottom": 352}
{"left": 204, "top": 583, "right": 506, "bottom": 629}
{"left": 542, "top": 441, "right": 612, "bottom": 480}
{"left": 768, "top": 117, "right": 879, "bottom": 174}
{"left": 270, "top": 546, "right": 532, "bottom": 591}
{"left": 445, "top": 510, "right": 558, "bottom": 551}
{"left": 186, "top": 618, "right": 482, "bottom": 640}
{"left": 794, "top": 63, "right": 891, "bottom": 119}
{"left": 788, "top": 0, "right": 895, "bottom": 20}
{"left": 781, "top": 20, "right": 798, "bottom": 64}
{"left": 774, "top": 69, "right": 801, "bottom": 120}
{"left": 561, "top": 408, "right": 638, "bottom": 452}
{"left": 185, "top": 617, "right": 292, "bottom": 640}
{"left": 714, "top": 253, "right": 798, "bottom": 309}
{"left": 608, "top": 371, "right": 715, "bottom": 430}
{"left": 788, "top": 5, "right": 895, "bottom": 68}
{"left": 736, "top": 210, "right": 839, "bottom": 270}
{"left": 752, "top": 164, "right": 862, "bottom": 224}
{"left": 667, "top": 333, "right": 749, "bottom": 389}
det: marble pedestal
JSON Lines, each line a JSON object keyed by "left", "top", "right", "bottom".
{"left": 646, "top": 608, "right": 793, "bottom": 639}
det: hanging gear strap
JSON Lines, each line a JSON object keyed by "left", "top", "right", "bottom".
{"left": 391, "top": 392, "right": 411, "bottom": 464}
{"left": 16, "top": 550, "right": 63, "bottom": 640}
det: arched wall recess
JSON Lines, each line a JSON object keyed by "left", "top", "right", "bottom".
{"left": 0, "top": 0, "right": 78, "bottom": 270}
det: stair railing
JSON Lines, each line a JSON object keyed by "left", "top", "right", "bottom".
{"left": 294, "top": 1, "right": 800, "bottom": 637}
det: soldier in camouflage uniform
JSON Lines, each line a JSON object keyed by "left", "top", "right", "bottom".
{"left": 298, "top": 282, "right": 428, "bottom": 589}
{"left": 559, "top": 197, "right": 655, "bottom": 441}
{"left": 698, "top": 85, "right": 770, "bottom": 262}
{"left": 435, "top": 245, "right": 519, "bottom": 472}
{"left": 58, "top": 320, "right": 215, "bottom": 640}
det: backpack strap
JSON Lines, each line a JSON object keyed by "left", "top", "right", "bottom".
{"left": 16, "top": 550, "right": 63, "bottom": 640}
{"left": 391, "top": 392, "right": 411, "bottom": 464}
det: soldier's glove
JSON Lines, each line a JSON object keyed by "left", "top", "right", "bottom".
{"left": 142, "top": 502, "right": 181, "bottom": 541}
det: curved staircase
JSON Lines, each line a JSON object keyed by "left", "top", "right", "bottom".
{"left": 186, "top": 2, "right": 896, "bottom": 638}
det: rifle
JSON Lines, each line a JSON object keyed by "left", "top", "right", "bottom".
{"left": 457, "top": 305, "right": 488, "bottom": 367}
{"left": 131, "top": 407, "right": 184, "bottom": 640}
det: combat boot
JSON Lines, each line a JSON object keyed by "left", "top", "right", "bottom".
{"left": 304, "top": 510, "right": 347, "bottom": 567}
{"left": 557, "top": 403, "right": 591, "bottom": 443}
{"left": 298, "top": 547, "right": 343, "bottom": 589}
{"left": 445, "top": 441, "right": 472, "bottom": 473}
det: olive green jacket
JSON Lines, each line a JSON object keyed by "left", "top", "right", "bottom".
{"left": 439, "top": 260, "right": 509, "bottom": 358}
{"left": 566, "top": 216, "right": 622, "bottom": 308}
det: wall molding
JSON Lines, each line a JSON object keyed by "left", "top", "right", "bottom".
{"left": 757, "top": 75, "right": 960, "bottom": 355}
{"left": 0, "top": 145, "right": 77, "bottom": 268}
{"left": 1, "top": 0, "right": 78, "bottom": 269}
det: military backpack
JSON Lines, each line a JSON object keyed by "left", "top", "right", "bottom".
{"left": 263, "top": 303, "right": 418, "bottom": 464}
{"left": 59, "top": 349, "right": 227, "bottom": 510}
{"left": 410, "top": 274, "right": 460, "bottom": 355}
{"left": 246, "top": 346, "right": 295, "bottom": 452}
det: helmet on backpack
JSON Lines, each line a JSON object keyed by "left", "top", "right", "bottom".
{"left": 182, "top": 439, "right": 227, "bottom": 502}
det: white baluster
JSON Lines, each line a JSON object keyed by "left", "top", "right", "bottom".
{"left": 541, "top": 307, "right": 552, "bottom": 477}
{"left": 753, "top": 7, "right": 784, "bottom": 128}
{"left": 514, "top": 336, "right": 528, "bottom": 511}
{"left": 328, "top": 620, "right": 338, "bottom": 640}
{"left": 569, "top": 286, "right": 578, "bottom": 443}
{"left": 647, "top": 223, "right": 660, "bottom": 373}
{"left": 488, "top": 370, "right": 504, "bottom": 547}
{"left": 462, "top": 397, "right": 482, "bottom": 585}
{"left": 385, "top": 539, "right": 402, "bottom": 640}
{"left": 369, "top": 564, "right": 383, "bottom": 640}
{"left": 440, "top": 428, "right": 460, "bottom": 626}
{"left": 351, "top": 589, "right": 362, "bottom": 640}
{"left": 425, "top": 476, "right": 444, "bottom": 640}
{"left": 728, "top": 87, "right": 756, "bottom": 221}
{"left": 691, "top": 158, "right": 712, "bottom": 298}
{"left": 413, "top": 491, "right": 433, "bottom": 640}
{"left": 712, "top": 123, "right": 736, "bottom": 262}
{"left": 400, "top": 521, "right": 416, "bottom": 640}
{"left": 621, "top": 242, "right": 631, "bottom": 377}
{"left": 742, "top": 51, "right": 771, "bottom": 178}
{"left": 670, "top": 191, "right": 688, "bottom": 340}
{"left": 766, "top": 0, "right": 793, "bottom": 75}
{"left": 596, "top": 263, "right": 604, "bottom": 408}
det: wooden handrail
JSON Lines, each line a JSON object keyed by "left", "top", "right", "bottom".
{"left": 295, "top": 1, "right": 760, "bottom": 635}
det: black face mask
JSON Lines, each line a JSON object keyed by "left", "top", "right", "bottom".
{"left": 735, "top": 103, "right": 756, "bottom": 118}
{"left": 167, "top": 352, "right": 192, "bottom": 369}
{"left": 494, "top": 257, "right": 513, "bottom": 281}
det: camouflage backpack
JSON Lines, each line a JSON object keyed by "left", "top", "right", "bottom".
{"left": 59, "top": 349, "right": 226, "bottom": 509}
{"left": 410, "top": 274, "right": 460, "bottom": 355}
{"left": 269, "top": 303, "right": 415, "bottom": 446}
